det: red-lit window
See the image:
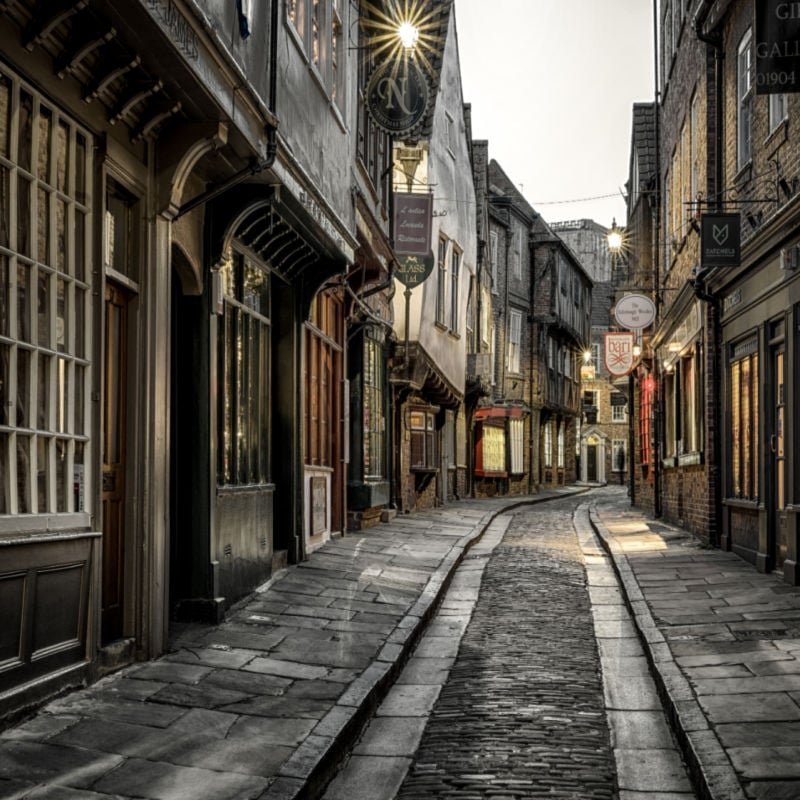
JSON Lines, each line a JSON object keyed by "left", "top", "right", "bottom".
{"left": 640, "top": 374, "right": 655, "bottom": 468}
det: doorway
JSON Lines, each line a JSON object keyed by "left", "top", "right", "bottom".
{"left": 101, "top": 282, "right": 131, "bottom": 642}
{"left": 770, "top": 340, "right": 787, "bottom": 569}
{"left": 587, "top": 444, "right": 598, "bottom": 482}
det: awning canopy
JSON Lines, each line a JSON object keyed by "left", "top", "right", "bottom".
{"left": 474, "top": 406, "right": 525, "bottom": 420}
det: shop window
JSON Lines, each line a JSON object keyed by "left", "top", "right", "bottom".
{"left": 0, "top": 68, "right": 92, "bottom": 516}
{"left": 217, "top": 250, "right": 271, "bottom": 486}
{"left": 557, "top": 424, "right": 565, "bottom": 469}
{"left": 639, "top": 374, "right": 655, "bottom": 468}
{"left": 543, "top": 422, "right": 553, "bottom": 468}
{"left": 662, "top": 345, "right": 703, "bottom": 461}
{"left": 475, "top": 421, "right": 505, "bottom": 477}
{"left": 455, "top": 408, "right": 467, "bottom": 468}
{"left": 509, "top": 417, "right": 524, "bottom": 474}
{"left": 409, "top": 408, "right": 436, "bottom": 470}
{"left": 305, "top": 290, "right": 343, "bottom": 469}
{"left": 362, "top": 331, "right": 384, "bottom": 481}
{"left": 729, "top": 340, "right": 759, "bottom": 500}
{"left": 612, "top": 439, "right": 627, "bottom": 472}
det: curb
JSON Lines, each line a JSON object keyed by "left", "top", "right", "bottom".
{"left": 263, "top": 487, "right": 590, "bottom": 800}
{"left": 587, "top": 506, "right": 747, "bottom": 800}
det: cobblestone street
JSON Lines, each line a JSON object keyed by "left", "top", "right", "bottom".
{"left": 397, "top": 497, "right": 616, "bottom": 799}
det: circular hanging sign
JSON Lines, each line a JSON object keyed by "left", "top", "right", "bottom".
{"left": 613, "top": 293, "right": 656, "bottom": 330}
{"left": 365, "top": 58, "right": 430, "bottom": 137}
{"left": 395, "top": 252, "right": 434, "bottom": 287}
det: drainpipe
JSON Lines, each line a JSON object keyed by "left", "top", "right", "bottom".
{"left": 174, "top": 0, "right": 280, "bottom": 219}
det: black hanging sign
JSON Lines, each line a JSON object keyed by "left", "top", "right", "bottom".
{"left": 701, "top": 213, "right": 741, "bottom": 268}
{"left": 394, "top": 192, "right": 432, "bottom": 256}
{"left": 755, "top": 0, "right": 800, "bottom": 94}
{"left": 366, "top": 57, "right": 429, "bottom": 137}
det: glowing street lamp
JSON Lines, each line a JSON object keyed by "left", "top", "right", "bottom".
{"left": 397, "top": 21, "right": 420, "bottom": 50}
{"left": 607, "top": 218, "right": 623, "bottom": 255}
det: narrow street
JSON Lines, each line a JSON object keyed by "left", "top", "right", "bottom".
{"left": 324, "top": 491, "right": 696, "bottom": 800}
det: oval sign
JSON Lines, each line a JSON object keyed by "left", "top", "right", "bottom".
{"left": 614, "top": 293, "right": 656, "bottom": 330}
{"left": 366, "top": 58, "right": 429, "bottom": 137}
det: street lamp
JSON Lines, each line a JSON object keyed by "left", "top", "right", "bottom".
{"left": 607, "top": 218, "right": 624, "bottom": 255}
{"left": 397, "top": 21, "right": 420, "bottom": 50}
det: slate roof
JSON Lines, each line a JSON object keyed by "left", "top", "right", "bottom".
{"left": 591, "top": 281, "right": 616, "bottom": 328}
{"left": 631, "top": 102, "right": 657, "bottom": 188}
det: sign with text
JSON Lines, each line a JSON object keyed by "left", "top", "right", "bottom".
{"left": 394, "top": 192, "right": 432, "bottom": 256}
{"left": 366, "top": 57, "right": 429, "bottom": 136}
{"left": 395, "top": 252, "right": 434, "bottom": 287}
{"left": 614, "top": 293, "right": 656, "bottom": 330}
{"left": 756, "top": 0, "right": 800, "bottom": 94}
{"left": 701, "top": 213, "right": 741, "bottom": 268}
{"left": 604, "top": 332, "right": 635, "bottom": 377}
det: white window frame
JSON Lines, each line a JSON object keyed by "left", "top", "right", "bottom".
{"left": 0, "top": 68, "right": 93, "bottom": 522}
{"left": 507, "top": 309, "right": 522, "bottom": 374}
{"left": 509, "top": 417, "right": 524, "bottom": 474}
{"left": 557, "top": 424, "right": 565, "bottom": 469}
{"left": 449, "top": 245, "right": 461, "bottom": 332}
{"left": 612, "top": 401, "right": 627, "bottom": 423}
{"left": 543, "top": 422, "right": 553, "bottom": 468}
{"left": 769, "top": 93, "right": 788, "bottom": 133}
{"left": 738, "top": 29, "right": 753, "bottom": 171}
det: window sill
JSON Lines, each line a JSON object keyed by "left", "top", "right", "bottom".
{"left": 411, "top": 466, "right": 438, "bottom": 474}
{"left": 448, "top": 330, "right": 461, "bottom": 340}
{"left": 734, "top": 160, "right": 753, "bottom": 187}
{"left": 217, "top": 483, "right": 276, "bottom": 495}
{"left": 434, "top": 320, "right": 448, "bottom": 332}
{"left": 723, "top": 497, "right": 760, "bottom": 510}
{"left": 678, "top": 451, "right": 703, "bottom": 467}
{"left": 765, "top": 117, "right": 788, "bottom": 155}
{"left": 475, "top": 471, "right": 508, "bottom": 479}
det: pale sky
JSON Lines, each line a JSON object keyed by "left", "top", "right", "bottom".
{"left": 454, "top": 0, "right": 656, "bottom": 229}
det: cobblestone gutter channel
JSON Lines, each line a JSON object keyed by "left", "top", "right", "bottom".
{"left": 588, "top": 505, "right": 746, "bottom": 800}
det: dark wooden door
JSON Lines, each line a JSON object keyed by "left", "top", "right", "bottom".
{"left": 102, "top": 282, "right": 129, "bottom": 642}
{"left": 587, "top": 444, "right": 598, "bottom": 482}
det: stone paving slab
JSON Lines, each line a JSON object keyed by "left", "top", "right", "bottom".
{"left": 0, "top": 487, "right": 585, "bottom": 800}
{"left": 590, "top": 487, "right": 800, "bottom": 800}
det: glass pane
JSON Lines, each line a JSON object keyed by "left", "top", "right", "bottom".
{"left": 37, "top": 353, "right": 50, "bottom": 430}
{"left": 56, "top": 437, "right": 68, "bottom": 512}
{"left": 18, "top": 91, "right": 32, "bottom": 173}
{"left": 56, "top": 278, "right": 67, "bottom": 353}
{"left": 37, "top": 269, "right": 50, "bottom": 347}
{"left": 56, "top": 199, "right": 66, "bottom": 272}
{"left": 56, "top": 358, "right": 67, "bottom": 434}
{"left": 75, "top": 134, "right": 86, "bottom": 205}
{"left": 0, "top": 74, "right": 9, "bottom": 159}
{"left": 37, "top": 187, "right": 50, "bottom": 265}
{"left": 249, "top": 320, "right": 259, "bottom": 483}
{"left": 74, "top": 210, "right": 85, "bottom": 283}
{"left": 259, "top": 324, "right": 269, "bottom": 481}
{"left": 74, "top": 364, "right": 84, "bottom": 435}
{"left": 73, "top": 440, "right": 85, "bottom": 512}
{"left": 16, "top": 348, "right": 29, "bottom": 427}
{"left": 243, "top": 259, "right": 269, "bottom": 316}
{"left": 0, "top": 432, "right": 7, "bottom": 514}
{"left": 17, "top": 177, "right": 31, "bottom": 257}
{"left": 56, "top": 120, "right": 69, "bottom": 194}
{"left": 16, "top": 434, "right": 30, "bottom": 513}
{"left": 37, "top": 435, "right": 47, "bottom": 512}
{"left": 37, "top": 106, "right": 51, "bottom": 183}
{"left": 74, "top": 286, "right": 85, "bottom": 358}
{"left": 236, "top": 311, "right": 247, "bottom": 484}
{"left": 0, "top": 255, "right": 7, "bottom": 336}
{"left": 105, "top": 302, "right": 120, "bottom": 463}
{"left": 0, "top": 343, "right": 7, "bottom": 425}
{"left": 0, "top": 166, "right": 8, "bottom": 248}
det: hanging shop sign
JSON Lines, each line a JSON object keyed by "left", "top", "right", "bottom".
{"left": 755, "top": 0, "right": 800, "bottom": 94}
{"left": 395, "top": 252, "right": 434, "bottom": 287}
{"left": 365, "top": 57, "right": 430, "bottom": 137}
{"left": 394, "top": 192, "right": 432, "bottom": 256}
{"left": 604, "top": 332, "right": 635, "bottom": 377}
{"left": 613, "top": 293, "right": 656, "bottom": 330}
{"left": 701, "top": 213, "right": 741, "bottom": 268}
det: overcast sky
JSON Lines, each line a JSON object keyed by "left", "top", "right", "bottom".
{"left": 454, "top": 0, "right": 656, "bottom": 229}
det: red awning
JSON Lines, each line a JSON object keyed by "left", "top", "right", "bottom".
{"left": 474, "top": 406, "right": 525, "bottom": 420}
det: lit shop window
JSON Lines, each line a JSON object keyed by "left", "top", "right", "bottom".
{"left": 363, "top": 331, "right": 385, "bottom": 481}
{"left": 0, "top": 69, "right": 92, "bottom": 516}
{"left": 509, "top": 417, "right": 524, "bottom": 475}
{"left": 729, "top": 339, "right": 758, "bottom": 500}
{"left": 217, "top": 250, "right": 271, "bottom": 486}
